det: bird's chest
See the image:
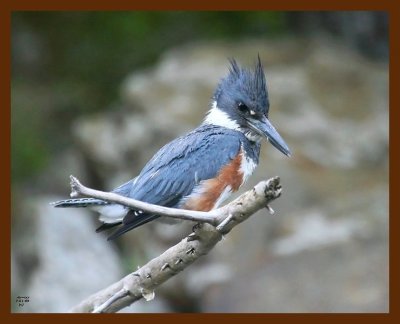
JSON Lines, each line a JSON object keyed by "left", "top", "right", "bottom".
{"left": 181, "top": 149, "right": 258, "bottom": 212}
{"left": 239, "top": 151, "right": 258, "bottom": 184}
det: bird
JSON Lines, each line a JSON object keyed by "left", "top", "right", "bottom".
{"left": 51, "top": 57, "right": 291, "bottom": 240}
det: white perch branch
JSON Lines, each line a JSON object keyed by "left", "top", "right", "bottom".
{"left": 68, "top": 176, "right": 282, "bottom": 313}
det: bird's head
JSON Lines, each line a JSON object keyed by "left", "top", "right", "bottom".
{"left": 204, "top": 57, "right": 291, "bottom": 157}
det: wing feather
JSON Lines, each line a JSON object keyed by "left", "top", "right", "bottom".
{"left": 106, "top": 125, "right": 245, "bottom": 239}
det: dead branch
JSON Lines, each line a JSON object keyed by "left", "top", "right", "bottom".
{"left": 68, "top": 176, "right": 282, "bottom": 313}
{"left": 69, "top": 175, "right": 219, "bottom": 225}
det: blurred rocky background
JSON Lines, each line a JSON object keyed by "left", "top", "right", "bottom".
{"left": 11, "top": 11, "right": 388, "bottom": 312}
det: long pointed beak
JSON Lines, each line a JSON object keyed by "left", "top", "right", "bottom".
{"left": 248, "top": 116, "right": 291, "bottom": 157}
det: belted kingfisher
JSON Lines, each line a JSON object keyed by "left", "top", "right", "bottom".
{"left": 52, "top": 57, "right": 291, "bottom": 240}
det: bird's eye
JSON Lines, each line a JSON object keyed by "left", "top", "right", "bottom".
{"left": 238, "top": 102, "right": 250, "bottom": 114}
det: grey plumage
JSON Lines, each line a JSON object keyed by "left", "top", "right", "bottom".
{"left": 51, "top": 57, "right": 290, "bottom": 240}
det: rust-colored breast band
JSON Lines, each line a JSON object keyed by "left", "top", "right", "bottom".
{"left": 183, "top": 150, "right": 244, "bottom": 212}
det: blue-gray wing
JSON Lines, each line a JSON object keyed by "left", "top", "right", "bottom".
{"left": 129, "top": 126, "right": 243, "bottom": 205}
{"left": 106, "top": 126, "right": 243, "bottom": 240}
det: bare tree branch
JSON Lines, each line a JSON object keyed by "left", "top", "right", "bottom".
{"left": 69, "top": 175, "right": 220, "bottom": 225}
{"left": 68, "top": 176, "right": 282, "bottom": 313}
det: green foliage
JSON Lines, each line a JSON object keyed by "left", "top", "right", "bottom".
{"left": 11, "top": 85, "right": 49, "bottom": 182}
{"left": 13, "top": 12, "right": 288, "bottom": 108}
{"left": 11, "top": 11, "right": 288, "bottom": 183}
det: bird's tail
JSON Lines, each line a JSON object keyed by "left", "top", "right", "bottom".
{"left": 50, "top": 198, "right": 109, "bottom": 208}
